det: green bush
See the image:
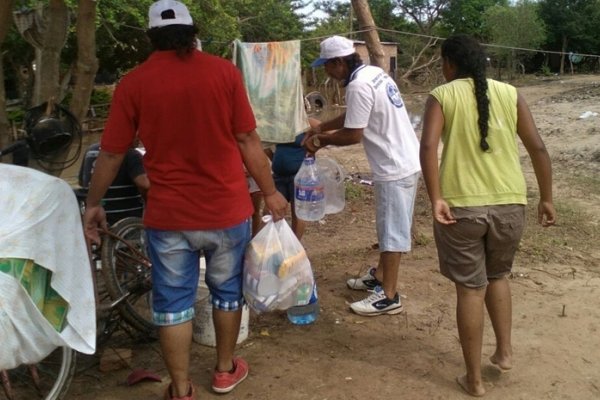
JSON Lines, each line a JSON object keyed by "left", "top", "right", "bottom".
{"left": 540, "top": 65, "right": 552, "bottom": 76}
{"left": 90, "top": 87, "right": 112, "bottom": 105}
{"left": 7, "top": 108, "right": 24, "bottom": 125}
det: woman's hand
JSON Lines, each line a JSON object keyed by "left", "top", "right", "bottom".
{"left": 432, "top": 199, "right": 456, "bottom": 225}
{"left": 538, "top": 200, "right": 556, "bottom": 227}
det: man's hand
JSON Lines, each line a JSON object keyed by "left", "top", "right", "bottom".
{"left": 83, "top": 205, "right": 108, "bottom": 246}
{"left": 262, "top": 191, "right": 288, "bottom": 221}
{"left": 301, "top": 122, "right": 321, "bottom": 153}
{"left": 302, "top": 133, "right": 322, "bottom": 154}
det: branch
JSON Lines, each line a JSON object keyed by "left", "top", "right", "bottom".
{"left": 400, "top": 36, "right": 440, "bottom": 79}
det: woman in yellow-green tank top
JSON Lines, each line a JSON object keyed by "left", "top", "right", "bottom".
{"left": 419, "top": 34, "right": 556, "bottom": 397}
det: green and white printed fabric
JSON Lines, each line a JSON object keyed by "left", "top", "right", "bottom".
{"left": 233, "top": 40, "right": 309, "bottom": 144}
{"left": 0, "top": 164, "right": 96, "bottom": 369}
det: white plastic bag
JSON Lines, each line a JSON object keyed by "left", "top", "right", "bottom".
{"left": 243, "top": 216, "right": 314, "bottom": 313}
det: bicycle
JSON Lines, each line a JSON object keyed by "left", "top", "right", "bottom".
{"left": 98, "top": 217, "right": 154, "bottom": 336}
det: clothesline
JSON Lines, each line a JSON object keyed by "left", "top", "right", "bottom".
{"left": 118, "top": 20, "right": 600, "bottom": 61}
{"left": 201, "top": 26, "right": 600, "bottom": 61}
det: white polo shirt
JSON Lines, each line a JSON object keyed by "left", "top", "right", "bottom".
{"left": 344, "top": 65, "right": 421, "bottom": 181}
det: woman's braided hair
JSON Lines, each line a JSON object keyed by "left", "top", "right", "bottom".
{"left": 442, "top": 34, "right": 490, "bottom": 151}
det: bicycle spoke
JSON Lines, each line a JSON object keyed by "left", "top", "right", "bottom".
{"left": 1, "top": 370, "right": 15, "bottom": 400}
{"left": 28, "top": 365, "right": 41, "bottom": 393}
{"left": 1, "top": 347, "right": 75, "bottom": 400}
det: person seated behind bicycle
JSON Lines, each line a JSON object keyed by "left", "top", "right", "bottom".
{"left": 78, "top": 142, "right": 150, "bottom": 227}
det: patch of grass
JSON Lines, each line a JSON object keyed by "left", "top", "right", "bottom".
{"left": 571, "top": 173, "right": 600, "bottom": 193}
{"left": 345, "top": 181, "right": 368, "bottom": 201}
{"left": 413, "top": 230, "right": 432, "bottom": 247}
{"left": 519, "top": 200, "right": 599, "bottom": 266}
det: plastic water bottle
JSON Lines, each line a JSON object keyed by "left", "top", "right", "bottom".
{"left": 287, "top": 283, "right": 319, "bottom": 325}
{"left": 294, "top": 156, "right": 325, "bottom": 221}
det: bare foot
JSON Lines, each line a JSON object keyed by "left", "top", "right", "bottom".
{"left": 489, "top": 354, "right": 512, "bottom": 371}
{"left": 456, "top": 375, "right": 485, "bottom": 397}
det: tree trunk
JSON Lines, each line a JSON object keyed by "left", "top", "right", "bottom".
{"left": 33, "top": 0, "right": 69, "bottom": 106}
{"left": 0, "top": 0, "right": 15, "bottom": 154}
{"left": 559, "top": 35, "right": 567, "bottom": 75}
{"left": 350, "top": 0, "right": 385, "bottom": 69}
{"left": 70, "top": 0, "right": 98, "bottom": 125}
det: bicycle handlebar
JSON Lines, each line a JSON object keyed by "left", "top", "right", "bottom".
{"left": 0, "top": 139, "right": 28, "bottom": 157}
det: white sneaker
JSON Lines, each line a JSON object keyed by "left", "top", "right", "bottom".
{"left": 350, "top": 286, "right": 403, "bottom": 316}
{"left": 346, "top": 267, "right": 381, "bottom": 291}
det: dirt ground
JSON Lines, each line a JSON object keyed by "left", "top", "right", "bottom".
{"left": 66, "top": 74, "right": 600, "bottom": 400}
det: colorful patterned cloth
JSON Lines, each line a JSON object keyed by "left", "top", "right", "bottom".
{"left": 233, "top": 40, "right": 309, "bottom": 144}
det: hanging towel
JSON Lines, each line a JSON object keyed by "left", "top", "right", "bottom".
{"left": 0, "top": 164, "right": 96, "bottom": 369}
{"left": 233, "top": 40, "right": 309, "bottom": 144}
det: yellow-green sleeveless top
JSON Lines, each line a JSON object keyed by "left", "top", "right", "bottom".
{"left": 430, "top": 78, "right": 527, "bottom": 207}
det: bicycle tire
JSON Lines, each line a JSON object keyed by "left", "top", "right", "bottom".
{"left": 100, "top": 217, "right": 155, "bottom": 335}
{"left": 1, "top": 346, "right": 76, "bottom": 400}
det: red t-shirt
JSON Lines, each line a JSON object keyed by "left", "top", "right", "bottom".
{"left": 101, "top": 50, "right": 256, "bottom": 230}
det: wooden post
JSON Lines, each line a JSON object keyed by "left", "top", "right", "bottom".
{"left": 350, "top": 0, "right": 385, "bottom": 69}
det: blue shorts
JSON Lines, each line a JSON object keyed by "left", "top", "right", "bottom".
{"left": 274, "top": 174, "right": 295, "bottom": 202}
{"left": 146, "top": 219, "right": 251, "bottom": 326}
{"left": 374, "top": 173, "right": 419, "bottom": 252}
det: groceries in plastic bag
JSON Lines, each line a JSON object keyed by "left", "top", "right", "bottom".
{"left": 243, "top": 216, "right": 314, "bottom": 313}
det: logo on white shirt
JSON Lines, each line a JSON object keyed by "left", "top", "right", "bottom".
{"left": 386, "top": 83, "right": 404, "bottom": 108}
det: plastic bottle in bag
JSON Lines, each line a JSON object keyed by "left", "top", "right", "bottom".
{"left": 294, "top": 155, "right": 325, "bottom": 221}
{"left": 286, "top": 282, "right": 319, "bottom": 325}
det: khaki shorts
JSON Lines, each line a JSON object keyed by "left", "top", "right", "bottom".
{"left": 434, "top": 204, "right": 525, "bottom": 288}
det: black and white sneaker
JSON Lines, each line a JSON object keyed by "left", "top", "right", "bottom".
{"left": 350, "top": 286, "right": 404, "bottom": 316}
{"left": 346, "top": 267, "right": 381, "bottom": 291}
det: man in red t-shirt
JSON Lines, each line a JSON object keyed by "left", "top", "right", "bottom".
{"left": 82, "top": 1, "right": 287, "bottom": 399}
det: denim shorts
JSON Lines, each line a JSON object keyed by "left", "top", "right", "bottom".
{"left": 374, "top": 172, "right": 419, "bottom": 252}
{"left": 274, "top": 174, "right": 295, "bottom": 202}
{"left": 146, "top": 219, "right": 251, "bottom": 326}
{"left": 434, "top": 205, "right": 525, "bottom": 288}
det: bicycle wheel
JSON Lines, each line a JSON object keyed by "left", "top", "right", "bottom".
{"left": 1, "top": 346, "right": 76, "bottom": 400}
{"left": 100, "top": 217, "right": 155, "bottom": 335}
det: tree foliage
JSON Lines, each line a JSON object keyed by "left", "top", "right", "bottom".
{"left": 441, "top": 0, "right": 507, "bottom": 38}
{"left": 222, "top": 0, "right": 305, "bottom": 42}
{"left": 393, "top": 0, "right": 448, "bottom": 34}
{"left": 483, "top": 1, "right": 546, "bottom": 76}
{"left": 538, "top": 0, "right": 600, "bottom": 54}
{"left": 1, "top": 0, "right": 599, "bottom": 123}
{"left": 538, "top": 0, "right": 600, "bottom": 73}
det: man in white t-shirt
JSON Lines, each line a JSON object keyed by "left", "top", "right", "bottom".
{"left": 304, "top": 36, "right": 421, "bottom": 316}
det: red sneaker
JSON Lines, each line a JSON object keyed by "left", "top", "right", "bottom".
{"left": 211, "top": 357, "right": 249, "bottom": 394}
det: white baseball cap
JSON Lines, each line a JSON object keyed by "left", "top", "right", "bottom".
{"left": 311, "top": 36, "right": 355, "bottom": 67}
{"left": 148, "top": 0, "right": 193, "bottom": 28}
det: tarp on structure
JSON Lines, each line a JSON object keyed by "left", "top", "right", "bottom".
{"left": 233, "top": 40, "right": 309, "bottom": 144}
{"left": 0, "top": 164, "right": 96, "bottom": 369}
